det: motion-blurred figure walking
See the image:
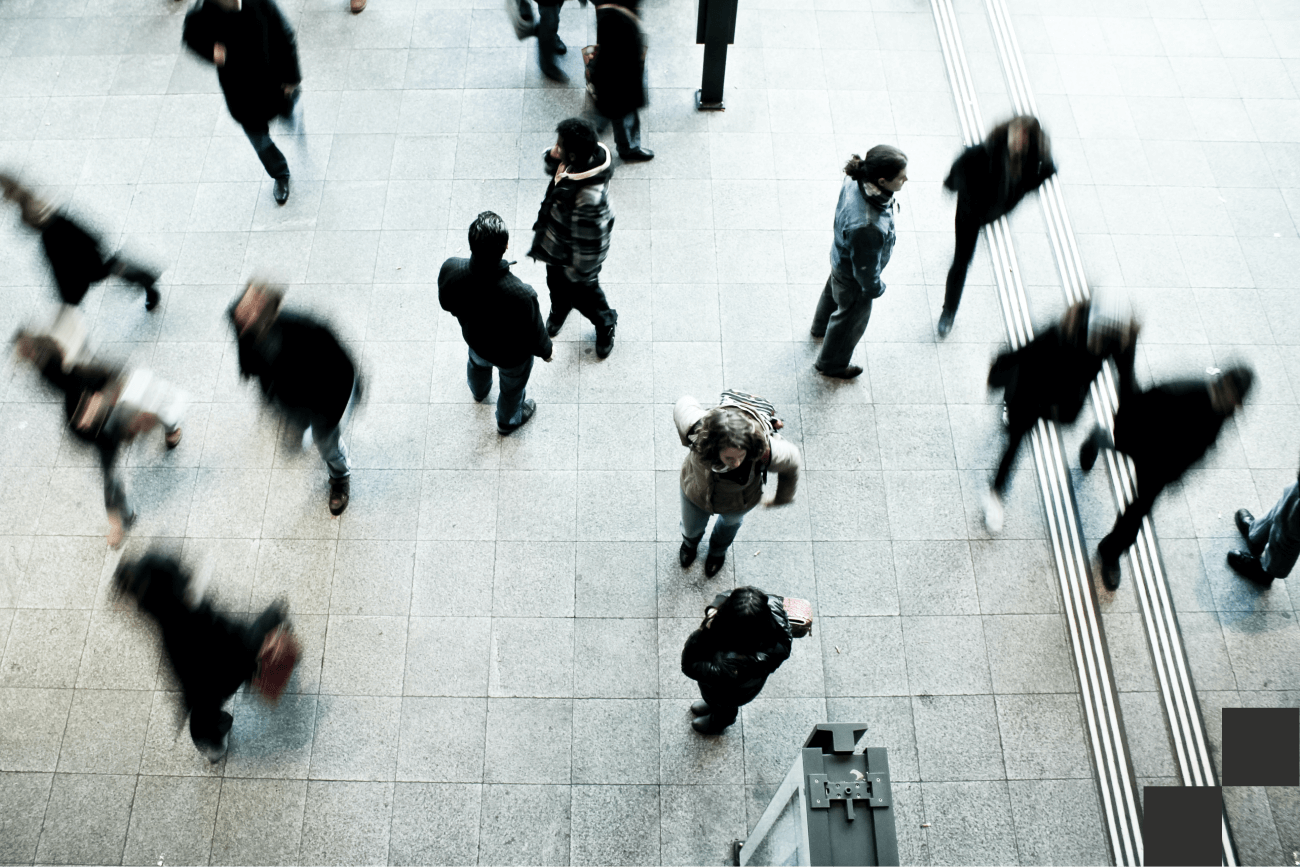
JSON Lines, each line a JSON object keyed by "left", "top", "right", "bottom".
{"left": 530, "top": 118, "right": 618, "bottom": 358}
{"left": 439, "top": 211, "right": 553, "bottom": 434}
{"left": 183, "top": 0, "right": 302, "bottom": 205}
{"left": 1081, "top": 366, "right": 1254, "bottom": 590}
{"left": 1229, "top": 464, "right": 1300, "bottom": 586}
{"left": 984, "top": 295, "right": 1138, "bottom": 533}
{"left": 810, "top": 146, "right": 908, "bottom": 379}
{"left": 940, "top": 115, "right": 1056, "bottom": 337}
{"left": 229, "top": 283, "right": 360, "bottom": 516}
{"left": 114, "top": 551, "right": 299, "bottom": 762}
{"left": 1, "top": 173, "right": 160, "bottom": 311}
{"left": 14, "top": 323, "right": 186, "bottom": 546}
{"left": 587, "top": 0, "right": 653, "bottom": 161}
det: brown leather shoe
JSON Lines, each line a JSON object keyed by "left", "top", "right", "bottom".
{"left": 329, "top": 477, "right": 350, "bottom": 516}
{"left": 350, "top": 0, "right": 366, "bottom": 12}
{"left": 165, "top": 427, "right": 182, "bottom": 449}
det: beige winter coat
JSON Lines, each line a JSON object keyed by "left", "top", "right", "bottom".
{"left": 674, "top": 395, "right": 801, "bottom": 515}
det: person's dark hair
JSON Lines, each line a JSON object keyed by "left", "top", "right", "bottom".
{"left": 844, "top": 144, "right": 908, "bottom": 187}
{"left": 708, "top": 586, "right": 781, "bottom": 653}
{"left": 468, "top": 211, "right": 509, "bottom": 261}
{"left": 556, "top": 117, "right": 599, "bottom": 167}
{"left": 692, "top": 406, "right": 766, "bottom": 465}
{"left": 989, "top": 115, "right": 1051, "bottom": 184}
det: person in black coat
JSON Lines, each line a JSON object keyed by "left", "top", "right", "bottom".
{"left": 228, "top": 283, "right": 359, "bottom": 515}
{"left": 438, "top": 211, "right": 553, "bottom": 435}
{"left": 114, "top": 551, "right": 298, "bottom": 762}
{"left": 587, "top": 0, "right": 653, "bottom": 161}
{"left": 983, "top": 295, "right": 1139, "bottom": 533}
{"left": 533, "top": 0, "right": 577, "bottom": 82}
{"left": 1081, "top": 366, "right": 1254, "bottom": 590}
{"left": 1, "top": 174, "right": 160, "bottom": 311}
{"left": 939, "top": 115, "right": 1056, "bottom": 338}
{"left": 183, "top": 0, "right": 302, "bottom": 205}
{"left": 14, "top": 329, "right": 186, "bottom": 547}
{"left": 681, "top": 586, "right": 794, "bottom": 734}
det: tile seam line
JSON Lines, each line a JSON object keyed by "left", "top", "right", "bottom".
{"left": 929, "top": 0, "right": 1141, "bottom": 864}
{"left": 984, "top": 0, "right": 1240, "bottom": 864}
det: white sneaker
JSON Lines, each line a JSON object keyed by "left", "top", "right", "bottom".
{"left": 983, "top": 489, "right": 1004, "bottom": 534}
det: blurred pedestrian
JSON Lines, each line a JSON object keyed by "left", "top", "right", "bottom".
{"left": 14, "top": 325, "right": 186, "bottom": 547}
{"left": 675, "top": 392, "right": 801, "bottom": 577}
{"left": 1, "top": 173, "right": 160, "bottom": 311}
{"left": 228, "top": 283, "right": 359, "bottom": 516}
{"left": 984, "top": 294, "right": 1139, "bottom": 533}
{"left": 810, "top": 146, "right": 908, "bottom": 379}
{"left": 1081, "top": 366, "right": 1254, "bottom": 590}
{"left": 439, "top": 211, "right": 553, "bottom": 434}
{"left": 534, "top": 0, "right": 578, "bottom": 82}
{"left": 114, "top": 551, "right": 299, "bottom": 762}
{"left": 681, "top": 586, "right": 793, "bottom": 734}
{"left": 1229, "top": 464, "right": 1300, "bottom": 586}
{"left": 587, "top": 0, "right": 653, "bottom": 161}
{"left": 529, "top": 118, "right": 618, "bottom": 358}
{"left": 183, "top": 0, "right": 302, "bottom": 205}
{"left": 939, "top": 115, "right": 1056, "bottom": 338}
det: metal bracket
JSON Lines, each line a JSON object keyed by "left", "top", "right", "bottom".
{"left": 808, "top": 773, "right": 891, "bottom": 821}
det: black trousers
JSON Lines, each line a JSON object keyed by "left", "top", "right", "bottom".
{"left": 546, "top": 265, "right": 617, "bottom": 331}
{"left": 697, "top": 684, "right": 740, "bottom": 731}
{"left": 1098, "top": 469, "right": 1169, "bottom": 565}
{"left": 242, "top": 122, "right": 290, "bottom": 179}
{"left": 992, "top": 415, "right": 1035, "bottom": 495}
{"left": 186, "top": 604, "right": 286, "bottom": 755}
{"left": 944, "top": 207, "right": 983, "bottom": 316}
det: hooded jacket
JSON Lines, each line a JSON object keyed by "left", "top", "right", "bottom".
{"left": 438, "top": 256, "right": 553, "bottom": 368}
{"left": 674, "top": 396, "right": 801, "bottom": 515}
{"left": 680, "top": 593, "right": 794, "bottom": 707}
{"left": 529, "top": 144, "right": 615, "bottom": 283}
{"left": 182, "top": 0, "right": 301, "bottom": 127}
{"left": 829, "top": 177, "right": 896, "bottom": 298}
{"left": 944, "top": 123, "right": 1056, "bottom": 226}
{"left": 230, "top": 308, "right": 356, "bottom": 427}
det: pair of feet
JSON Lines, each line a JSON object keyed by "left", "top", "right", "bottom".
{"left": 1228, "top": 509, "right": 1275, "bottom": 586}
{"left": 689, "top": 699, "right": 729, "bottom": 735}
{"left": 546, "top": 313, "right": 615, "bottom": 359}
{"left": 679, "top": 539, "right": 726, "bottom": 577}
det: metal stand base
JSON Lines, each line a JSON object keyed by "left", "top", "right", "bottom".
{"left": 695, "top": 89, "right": 725, "bottom": 111}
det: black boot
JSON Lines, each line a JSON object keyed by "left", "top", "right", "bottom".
{"left": 679, "top": 537, "right": 700, "bottom": 568}
{"left": 546, "top": 311, "right": 566, "bottom": 337}
{"left": 328, "top": 476, "right": 349, "bottom": 516}
{"left": 1234, "top": 509, "right": 1264, "bottom": 555}
{"left": 704, "top": 551, "right": 726, "bottom": 577}
{"left": 596, "top": 324, "right": 615, "bottom": 359}
{"left": 690, "top": 699, "right": 710, "bottom": 716}
{"left": 1227, "top": 550, "right": 1273, "bottom": 586}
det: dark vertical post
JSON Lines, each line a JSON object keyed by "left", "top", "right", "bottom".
{"left": 696, "top": 0, "right": 738, "bottom": 110}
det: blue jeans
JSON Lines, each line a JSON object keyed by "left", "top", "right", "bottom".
{"left": 286, "top": 379, "right": 356, "bottom": 480}
{"left": 467, "top": 347, "right": 533, "bottom": 429}
{"left": 1250, "top": 481, "right": 1300, "bottom": 578}
{"left": 680, "top": 489, "right": 749, "bottom": 555}
{"left": 812, "top": 269, "right": 874, "bottom": 373}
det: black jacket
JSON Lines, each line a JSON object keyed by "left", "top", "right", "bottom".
{"left": 944, "top": 129, "right": 1056, "bottom": 226}
{"left": 1113, "top": 380, "right": 1226, "bottom": 485}
{"left": 35, "top": 354, "right": 125, "bottom": 474}
{"left": 591, "top": 4, "right": 647, "bottom": 120}
{"left": 125, "top": 554, "right": 268, "bottom": 718}
{"left": 232, "top": 310, "right": 356, "bottom": 426}
{"left": 182, "top": 0, "right": 301, "bottom": 127}
{"left": 438, "top": 256, "right": 553, "bottom": 368}
{"left": 41, "top": 214, "right": 111, "bottom": 306}
{"left": 988, "top": 323, "right": 1135, "bottom": 430}
{"left": 681, "top": 595, "right": 794, "bottom": 708}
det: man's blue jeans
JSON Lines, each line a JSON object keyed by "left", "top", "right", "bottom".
{"left": 467, "top": 347, "right": 533, "bottom": 429}
{"left": 812, "top": 269, "right": 874, "bottom": 373}
{"left": 680, "top": 489, "right": 749, "bottom": 555}
{"left": 1250, "top": 481, "right": 1300, "bottom": 578}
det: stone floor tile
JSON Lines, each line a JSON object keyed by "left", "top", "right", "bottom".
{"left": 659, "top": 784, "right": 747, "bottom": 867}
{"left": 395, "top": 696, "right": 486, "bottom": 783}
{"left": 983, "top": 613, "right": 1078, "bottom": 694}
{"left": 495, "top": 469, "right": 576, "bottom": 541}
{"left": 224, "top": 692, "right": 318, "bottom": 781}
{"left": 997, "top": 692, "right": 1093, "bottom": 780}
{"left": 477, "top": 784, "right": 572, "bottom": 867}
{"left": 319, "top": 615, "right": 408, "bottom": 696}
{"left": 1, "top": 609, "right": 90, "bottom": 689}
{"left": 36, "top": 772, "right": 136, "bottom": 866}
{"left": 575, "top": 541, "right": 657, "bottom": 618}
{"left": 902, "top": 615, "right": 993, "bottom": 696}
{"left": 329, "top": 539, "right": 415, "bottom": 617}
{"left": 571, "top": 784, "right": 661, "bottom": 867}
{"left": 913, "top": 694, "right": 1006, "bottom": 782}
{"left": 75, "top": 607, "right": 161, "bottom": 691}
{"left": 893, "top": 540, "right": 979, "bottom": 616}
{"left": 300, "top": 780, "right": 394, "bottom": 867}
{"left": 885, "top": 470, "right": 970, "bottom": 541}
{"left": 0, "top": 687, "right": 71, "bottom": 773}
{"left": 819, "top": 615, "right": 909, "bottom": 697}
{"left": 489, "top": 616, "right": 574, "bottom": 698}
{"left": 121, "top": 775, "right": 221, "bottom": 867}
{"left": 1008, "top": 779, "right": 1110, "bottom": 867}
{"left": 0, "top": 771, "right": 52, "bottom": 864}
{"left": 920, "top": 780, "right": 1019, "bottom": 867}
{"left": 389, "top": 782, "right": 482, "bottom": 866}
{"left": 571, "top": 699, "right": 659, "bottom": 785}
{"left": 483, "top": 698, "right": 573, "bottom": 785}
{"left": 573, "top": 618, "right": 657, "bottom": 699}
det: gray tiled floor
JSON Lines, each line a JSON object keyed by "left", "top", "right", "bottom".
{"left": 0, "top": 0, "right": 1293, "bottom": 865}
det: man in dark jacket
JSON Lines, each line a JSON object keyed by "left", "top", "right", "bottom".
{"left": 14, "top": 329, "right": 186, "bottom": 547}
{"left": 1229, "top": 465, "right": 1300, "bottom": 586}
{"left": 439, "top": 211, "right": 553, "bottom": 434}
{"left": 939, "top": 115, "right": 1056, "bottom": 338}
{"left": 229, "top": 283, "right": 358, "bottom": 515}
{"left": 681, "top": 587, "right": 794, "bottom": 734}
{"left": 114, "top": 552, "right": 298, "bottom": 762}
{"left": 529, "top": 117, "right": 619, "bottom": 359}
{"left": 588, "top": 0, "right": 653, "bottom": 161}
{"left": 1081, "top": 366, "right": 1253, "bottom": 590}
{"left": 183, "top": 0, "right": 302, "bottom": 205}
{"left": 1, "top": 174, "right": 160, "bottom": 310}
{"left": 983, "top": 294, "right": 1138, "bottom": 533}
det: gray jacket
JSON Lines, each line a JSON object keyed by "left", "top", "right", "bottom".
{"left": 829, "top": 177, "right": 896, "bottom": 298}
